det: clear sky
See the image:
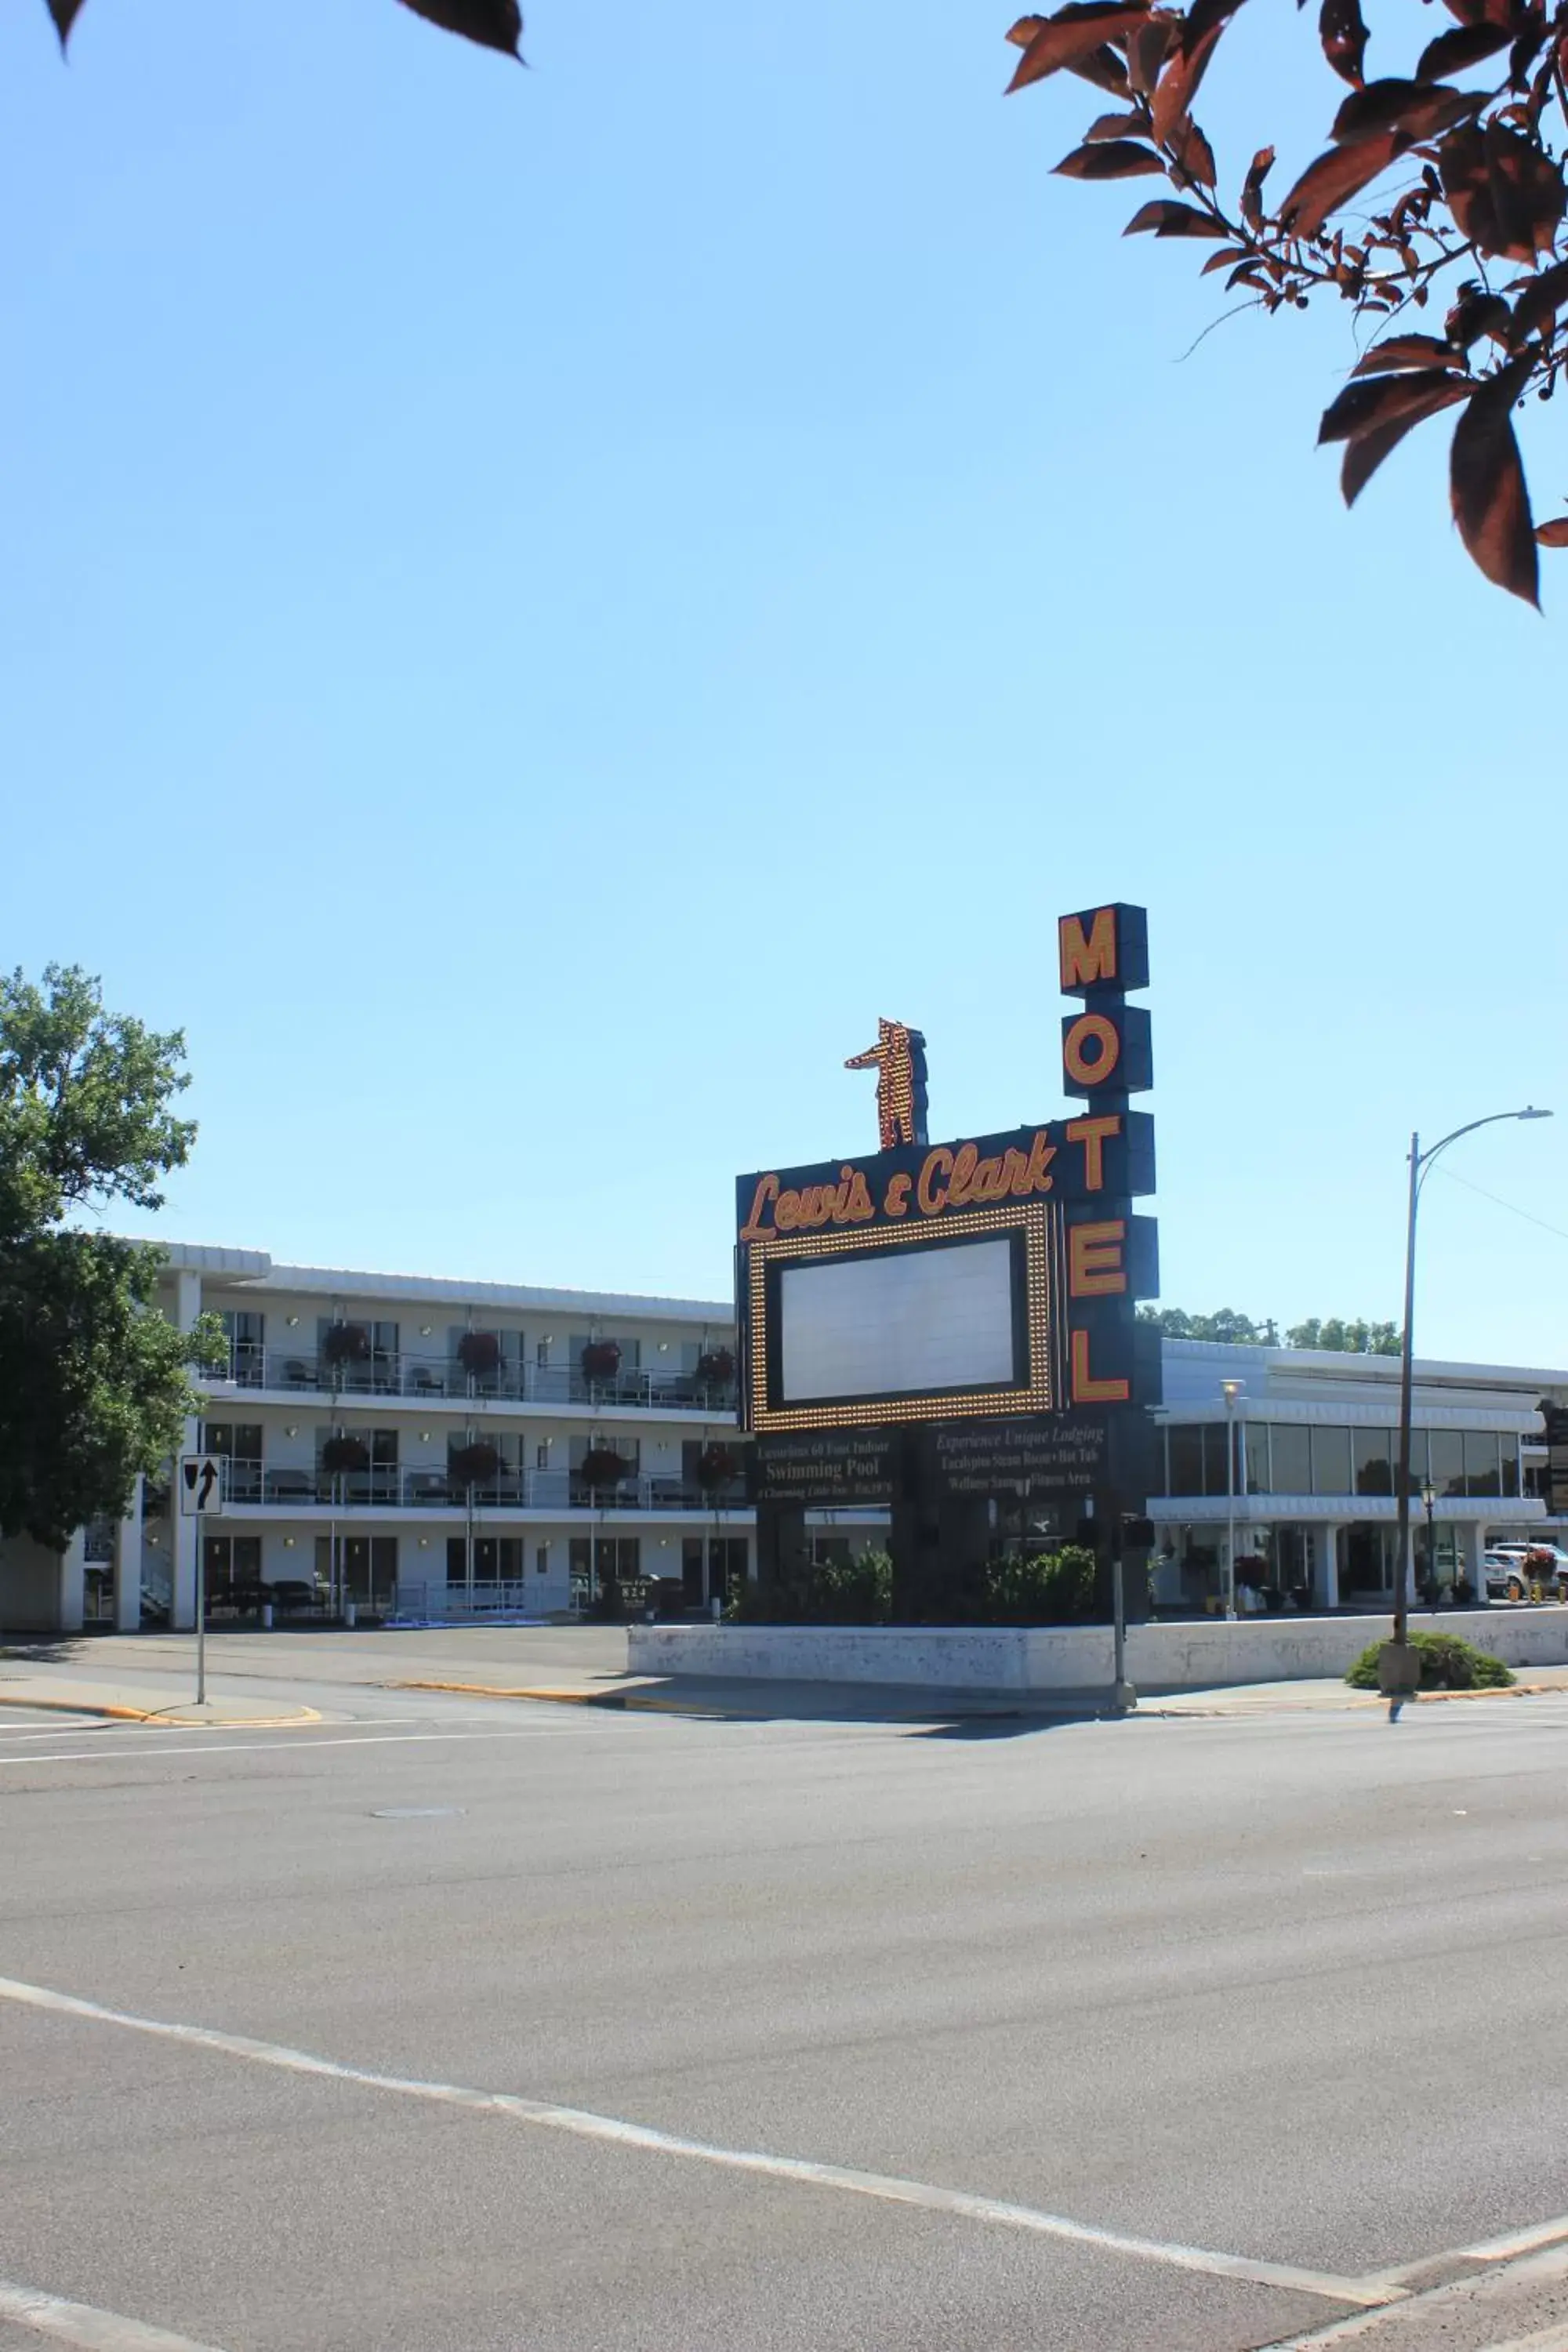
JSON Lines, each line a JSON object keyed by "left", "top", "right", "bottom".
{"left": 2, "top": 0, "right": 1563, "bottom": 1363}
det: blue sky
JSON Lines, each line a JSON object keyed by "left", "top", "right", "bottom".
{"left": 2, "top": 0, "right": 1563, "bottom": 1362}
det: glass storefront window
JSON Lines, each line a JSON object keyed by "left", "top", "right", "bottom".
{"left": 1501, "top": 1437, "right": 1520, "bottom": 1498}
{"left": 1429, "top": 1429, "right": 1465, "bottom": 1497}
{"left": 1270, "top": 1425, "right": 1312, "bottom": 1493}
{"left": 1312, "top": 1426, "right": 1352, "bottom": 1496}
{"left": 1352, "top": 1430, "right": 1396, "bottom": 1495}
{"left": 1463, "top": 1431, "right": 1501, "bottom": 1496}
{"left": 1202, "top": 1425, "right": 1231, "bottom": 1497}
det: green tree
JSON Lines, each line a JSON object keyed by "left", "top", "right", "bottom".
{"left": 1138, "top": 1306, "right": 1280, "bottom": 1343}
{"left": 1004, "top": 0, "right": 1568, "bottom": 602}
{"left": 44, "top": 0, "right": 523, "bottom": 60}
{"left": 0, "top": 966, "right": 223, "bottom": 1553}
{"left": 1285, "top": 1316, "right": 1402, "bottom": 1354}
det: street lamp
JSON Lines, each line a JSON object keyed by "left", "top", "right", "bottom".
{"left": 1420, "top": 1478, "right": 1437, "bottom": 1606}
{"left": 1391, "top": 1107, "right": 1552, "bottom": 1650}
{"left": 1221, "top": 1378, "right": 1243, "bottom": 1620}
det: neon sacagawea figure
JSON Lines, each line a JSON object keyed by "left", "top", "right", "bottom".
{"left": 844, "top": 1019, "right": 929, "bottom": 1152}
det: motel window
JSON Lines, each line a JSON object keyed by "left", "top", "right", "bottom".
{"left": 1463, "top": 1432, "right": 1502, "bottom": 1497}
{"left": 1429, "top": 1429, "right": 1466, "bottom": 1497}
{"left": 1352, "top": 1430, "right": 1396, "bottom": 1496}
{"left": 1501, "top": 1439, "right": 1521, "bottom": 1498}
{"left": 1269, "top": 1425, "right": 1312, "bottom": 1494}
{"left": 1167, "top": 1426, "right": 1203, "bottom": 1497}
{"left": 1311, "top": 1426, "right": 1352, "bottom": 1497}
{"left": 1243, "top": 1423, "right": 1271, "bottom": 1494}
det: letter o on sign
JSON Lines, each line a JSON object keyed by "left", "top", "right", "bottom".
{"left": 1062, "top": 1011, "right": 1121, "bottom": 1090}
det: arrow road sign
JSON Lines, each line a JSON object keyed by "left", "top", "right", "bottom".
{"left": 180, "top": 1455, "right": 223, "bottom": 1516}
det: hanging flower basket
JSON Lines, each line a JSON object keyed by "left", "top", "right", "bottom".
{"left": 458, "top": 1330, "right": 503, "bottom": 1377}
{"left": 581, "top": 1340, "right": 622, "bottom": 1383}
{"left": 578, "top": 1444, "right": 628, "bottom": 1490}
{"left": 696, "top": 1348, "right": 735, "bottom": 1388}
{"left": 321, "top": 1435, "right": 370, "bottom": 1475}
{"left": 695, "top": 1443, "right": 740, "bottom": 1493}
{"left": 450, "top": 1440, "right": 503, "bottom": 1486}
{"left": 321, "top": 1323, "right": 371, "bottom": 1366}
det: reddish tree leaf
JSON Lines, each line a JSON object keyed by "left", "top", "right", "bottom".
{"left": 1084, "top": 107, "right": 1147, "bottom": 137}
{"left": 1173, "top": 119, "right": 1219, "bottom": 185}
{"left": 1319, "top": 366, "right": 1469, "bottom": 443}
{"left": 1513, "top": 257, "right": 1568, "bottom": 339}
{"left": 1415, "top": 20, "right": 1510, "bottom": 78}
{"left": 1339, "top": 379, "right": 1472, "bottom": 501}
{"left": 1319, "top": 0, "right": 1369, "bottom": 89}
{"left": 1350, "top": 332, "right": 1464, "bottom": 373}
{"left": 1535, "top": 518, "right": 1568, "bottom": 546}
{"left": 395, "top": 0, "right": 523, "bottom": 54}
{"left": 1450, "top": 361, "right": 1539, "bottom": 603}
{"left": 1127, "top": 15, "right": 1179, "bottom": 96}
{"left": 1278, "top": 131, "right": 1403, "bottom": 237}
{"left": 1331, "top": 78, "right": 1477, "bottom": 141}
{"left": 1123, "top": 198, "right": 1230, "bottom": 234}
{"left": 1150, "top": 0, "right": 1247, "bottom": 144}
{"left": 1005, "top": 3, "right": 1149, "bottom": 90}
{"left": 45, "top": 0, "right": 87, "bottom": 45}
{"left": 1485, "top": 119, "right": 1566, "bottom": 257}
{"left": 1054, "top": 138, "right": 1167, "bottom": 176}
{"left": 1005, "top": 13, "right": 1047, "bottom": 41}
{"left": 1240, "top": 144, "right": 1276, "bottom": 226}
{"left": 1443, "top": 285, "right": 1512, "bottom": 346}
{"left": 1069, "top": 45, "right": 1137, "bottom": 93}
{"left": 1200, "top": 243, "right": 1253, "bottom": 270}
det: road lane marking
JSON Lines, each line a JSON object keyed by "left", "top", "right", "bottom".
{"left": 0, "top": 1724, "right": 616, "bottom": 1768}
{"left": 0, "top": 2276, "right": 227, "bottom": 2350}
{"left": 0, "top": 1974, "right": 1393, "bottom": 2309}
{"left": 1260, "top": 2241, "right": 1568, "bottom": 2344}
{"left": 1364, "top": 2212, "right": 1568, "bottom": 2292}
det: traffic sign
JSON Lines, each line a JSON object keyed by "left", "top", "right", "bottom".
{"left": 180, "top": 1455, "right": 223, "bottom": 1516}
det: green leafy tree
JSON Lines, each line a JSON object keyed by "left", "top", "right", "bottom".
{"left": 1004, "top": 0, "right": 1568, "bottom": 602}
{"left": 1138, "top": 1305, "right": 1280, "bottom": 1342}
{"left": 1285, "top": 1316, "right": 1403, "bottom": 1353}
{"left": 0, "top": 965, "right": 223, "bottom": 1553}
{"left": 43, "top": 0, "right": 523, "bottom": 60}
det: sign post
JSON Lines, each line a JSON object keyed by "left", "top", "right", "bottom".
{"left": 180, "top": 1455, "right": 221, "bottom": 1708}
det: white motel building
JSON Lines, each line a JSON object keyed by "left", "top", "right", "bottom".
{"left": 1, "top": 1236, "right": 1562, "bottom": 1635}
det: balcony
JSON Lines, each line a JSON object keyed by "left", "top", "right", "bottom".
{"left": 212, "top": 1345, "right": 735, "bottom": 1415}
{"left": 223, "top": 1464, "right": 748, "bottom": 1514}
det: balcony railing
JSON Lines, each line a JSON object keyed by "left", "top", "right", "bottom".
{"left": 224, "top": 1464, "right": 748, "bottom": 1513}
{"left": 212, "top": 1345, "right": 735, "bottom": 1414}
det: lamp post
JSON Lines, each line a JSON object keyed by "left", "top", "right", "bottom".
{"left": 1421, "top": 1479, "right": 1438, "bottom": 1607}
{"left": 1221, "top": 1378, "right": 1243, "bottom": 1620}
{"left": 1391, "top": 1107, "right": 1552, "bottom": 1652}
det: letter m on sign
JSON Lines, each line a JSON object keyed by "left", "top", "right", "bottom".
{"left": 1058, "top": 904, "right": 1149, "bottom": 998}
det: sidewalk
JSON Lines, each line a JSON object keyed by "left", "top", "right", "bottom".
{"left": 388, "top": 1662, "right": 1568, "bottom": 1724}
{"left": 0, "top": 1669, "right": 321, "bottom": 1728}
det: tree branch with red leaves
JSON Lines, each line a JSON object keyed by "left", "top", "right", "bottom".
{"left": 1006, "top": 0, "right": 1568, "bottom": 601}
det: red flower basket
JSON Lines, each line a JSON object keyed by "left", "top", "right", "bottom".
{"left": 578, "top": 1445, "right": 628, "bottom": 1490}
{"left": 321, "top": 1323, "right": 371, "bottom": 1366}
{"left": 450, "top": 1441, "right": 503, "bottom": 1486}
{"left": 581, "top": 1341, "right": 622, "bottom": 1383}
{"left": 458, "top": 1331, "right": 503, "bottom": 1377}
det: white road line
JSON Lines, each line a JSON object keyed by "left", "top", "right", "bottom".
{"left": 0, "top": 1975, "right": 1391, "bottom": 2310}
{"left": 0, "top": 1725, "right": 613, "bottom": 1768}
{"left": 1259, "top": 2243, "right": 1568, "bottom": 2346}
{"left": 0, "top": 2276, "right": 227, "bottom": 2350}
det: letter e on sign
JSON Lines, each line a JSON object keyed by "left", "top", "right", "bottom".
{"left": 1069, "top": 1219, "right": 1127, "bottom": 1298}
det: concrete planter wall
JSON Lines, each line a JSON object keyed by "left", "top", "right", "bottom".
{"left": 627, "top": 1610, "right": 1568, "bottom": 1693}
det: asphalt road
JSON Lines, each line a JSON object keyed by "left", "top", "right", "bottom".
{"left": 5, "top": 1645, "right": 1568, "bottom": 2350}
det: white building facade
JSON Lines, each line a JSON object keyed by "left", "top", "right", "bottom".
{"left": 71, "top": 1242, "right": 753, "bottom": 1634}
{"left": 1149, "top": 1338, "right": 1562, "bottom": 1607}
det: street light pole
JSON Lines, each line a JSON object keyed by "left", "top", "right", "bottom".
{"left": 1391, "top": 1106, "right": 1552, "bottom": 1653}
{"left": 1221, "top": 1378, "right": 1242, "bottom": 1620}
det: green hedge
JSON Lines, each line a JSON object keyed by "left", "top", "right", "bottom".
{"left": 1345, "top": 1632, "right": 1514, "bottom": 1691}
{"left": 729, "top": 1544, "right": 1100, "bottom": 1628}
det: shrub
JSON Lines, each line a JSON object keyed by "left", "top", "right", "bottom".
{"left": 1345, "top": 1633, "right": 1514, "bottom": 1692}
{"left": 728, "top": 1548, "right": 892, "bottom": 1625}
{"left": 982, "top": 1545, "right": 1098, "bottom": 1626}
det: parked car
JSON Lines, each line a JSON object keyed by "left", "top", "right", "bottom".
{"left": 1483, "top": 1546, "right": 1568, "bottom": 1602}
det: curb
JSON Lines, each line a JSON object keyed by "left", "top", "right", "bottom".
{"left": 388, "top": 1679, "right": 1045, "bottom": 1724}
{"left": 387, "top": 1679, "right": 620, "bottom": 1706}
{"left": 0, "top": 1693, "right": 323, "bottom": 1729}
